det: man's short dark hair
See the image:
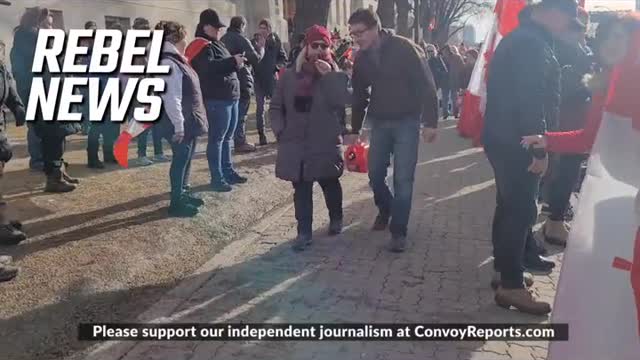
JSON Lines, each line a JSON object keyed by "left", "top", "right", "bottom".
{"left": 230, "top": 16, "right": 246, "bottom": 30}
{"left": 259, "top": 19, "right": 272, "bottom": 29}
{"left": 133, "top": 17, "right": 150, "bottom": 30}
{"left": 84, "top": 21, "right": 96, "bottom": 29}
{"left": 348, "top": 8, "right": 380, "bottom": 29}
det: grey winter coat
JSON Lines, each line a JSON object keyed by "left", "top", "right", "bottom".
{"left": 269, "top": 68, "right": 350, "bottom": 183}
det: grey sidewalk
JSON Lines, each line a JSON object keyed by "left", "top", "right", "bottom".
{"left": 79, "top": 120, "right": 561, "bottom": 360}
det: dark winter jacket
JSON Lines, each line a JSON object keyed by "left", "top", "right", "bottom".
{"left": 0, "top": 64, "right": 26, "bottom": 162}
{"left": 10, "top": 27, "right": 38, "bottom": 104}
{"left": 482, "top": 18, "right": 561, "bottom": 148}
{"left": 157, "top": 50, "right": 208, "bottom": 142}
{"left": 269, "top": 67, "right": 350, "bottom": 183}
{"left": 253, "top": 33, "right": 287, "bottom": 97}
{"left": 445, "top": 53, "right": 465, "bottom": 91}
{"left": 555, "top": 41, "right": 593, "bottom": 132}
{"left": 351, "top": 29, "right": 439, "bottom": 132}
{"left": 221, "top": 28, "right": 262, "bottom": 100}
{"left": 428, "top": 56, "right": 449, "bottom": 90}
{"left": 190, "top": 29, "right": 240, "bottom": 101}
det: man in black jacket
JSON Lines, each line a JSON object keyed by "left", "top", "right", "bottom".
{"left": 191, "top": 9, "right": 248, "bottom": 192}
{"left": 252, "top": 19, "right": 287, "bottom": 146}
{"left": 424, "top": 43, "right": 450, "bottom": 120}
{"left": 222, "top": 16, "right": 263, "bottom": 153}
{"left": 0, "top": 39, "right": 28, "bottom": 281}
{"left": 542, "top": 8, "right": 592, "bottom": 246}
{"left": 482, "top": 0, "right": 583, "bottom": 315}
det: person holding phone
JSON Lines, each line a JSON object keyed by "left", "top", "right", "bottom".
{"left": 189, "top": 9, "right": 248, "bottom": 192}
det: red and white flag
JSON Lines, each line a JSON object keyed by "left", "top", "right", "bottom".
{"left": 113, "top": 120, "right": 152, "bottom": 168}
{"left": 548, "top": 19, "right": 640, "bottom": 360}
{"left": 457, "top": 0, "right": 527, "bottom": 146}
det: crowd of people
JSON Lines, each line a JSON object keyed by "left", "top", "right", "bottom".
{"left": 0, "top": 0, "right": 630, "bottom": 323}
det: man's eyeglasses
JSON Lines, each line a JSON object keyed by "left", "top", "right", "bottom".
{"left": 349, "top": 27, "right": 373, "bottom": 39}
{"left": 310, "top": 42, "right": 330, "bottom": 50}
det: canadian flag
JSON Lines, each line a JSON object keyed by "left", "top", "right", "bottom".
{"left": 113, "top": 120, "right": 152, "bottom": 168}
{"left": 456, "top": 0, "right": 527, "bottom": 146}
{"left": 548, "top": 16, "right": 640, "bottom": 360}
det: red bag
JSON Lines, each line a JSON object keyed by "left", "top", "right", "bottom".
{"left": 345, "top": 141, "right": 369, "bottom": 173}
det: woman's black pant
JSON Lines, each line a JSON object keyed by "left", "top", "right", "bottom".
{"left": 169, "top": 138, "right": 196, "bottom": 204}
{"left": 293, "top": 177, "right": 343, "bottom": 236}
{"left": 41, "top": 135, "right": 66, "bottom": 175}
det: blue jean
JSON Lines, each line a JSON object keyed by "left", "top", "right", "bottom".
{"left": 169, "top": 138, "right": 196, "bottom": 204}
{"left": 206, "top": 99, "right": 239, "bottom": 182}
{"left": 234, "top": 96, "right": 251, "bottom": 145}
{"left": 368, "top": 117, "right": 420, "bottom": 237}
{"left": 27, "top": 123, "right": 43, "bottom": 168}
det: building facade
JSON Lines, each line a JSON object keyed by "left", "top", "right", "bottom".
{"left": 1, "top": 0, "right": 378, "bottom": 71}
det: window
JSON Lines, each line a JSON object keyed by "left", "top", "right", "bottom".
{"left": 274, "top": 0, "right": 281, "bottom": 16}
{"left": 105, "top": 16, "right": 131, "bottom": 30}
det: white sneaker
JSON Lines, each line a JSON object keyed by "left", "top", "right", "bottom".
{"left": 0, "top": 255, "right": 12, "bottom": 265}
{"left": 137, "top": 157, "right": 154, "bottom": 166}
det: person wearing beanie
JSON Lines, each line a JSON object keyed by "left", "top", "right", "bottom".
{"left": 188, "top": 9, "right": 248, "bottom": 192}
{"left": 269, "top": 25, "right": 350, "bottom": 252}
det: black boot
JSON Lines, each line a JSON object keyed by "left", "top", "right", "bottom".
{"left": 523, "top": 254, "right": 556, "bottom": 274}
{"left": 0, "top": 224, "right": 27, "bottom": 245}
{"left": 45, "top": 168, "right": 77, "bottom": 193}
{"left": 328, "top": 218, "right": 343, "bottom": 236}
{"left": 168, "top": 199, "right": 199, "bottom": 217}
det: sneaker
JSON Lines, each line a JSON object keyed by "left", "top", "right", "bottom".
{"left": 224, "top": 171, "right": 248, "bottom": 185}
{"left": 137, "top": 157, "right": 154, "bottom": 167}
{"left": 0, "top": 264, "right": 19, "bottom": 282}
{"left": 494, "top": 287, "right": 551, "bottom": 315}
{"left": 328, "top": 219, "right": 343, "bottom": 236}
{"left": 0, "top": 255, "right": 12, "bottom": 265}
{"left": 292, "top": 233, "right": 312, "bottom": 252}
{"left": 168, "top": 202, "right": 199, "bottom": 218}
{"left": 523, "top": 254, "right": 556, "bottom": 274}
{"left": 490, "top": 271, "right": 534, "bottom": 290}
{"left": 153, "top": 154, "right": 171, "bottom": 162}
{"left": 9, "top": 220, "right": 22, "bottom": 231}
{"left": 372, "top": 213, "right": 389, "bottom": 231}
{"left": 389, "top": 234, "right": 407, "bottom": 253}
{"left": 210, "top": 181, "right": 233, "bottom": 193}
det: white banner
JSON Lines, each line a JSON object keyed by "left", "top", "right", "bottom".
{"left": 548, "top": 112, "right": 640, "bottom": 360}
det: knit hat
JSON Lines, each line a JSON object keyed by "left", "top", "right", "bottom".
{"left": 305, "top": 25, "right": 331, "bottom": 46}
{"left": 199, "top": 8, "right": 226, "bottom": 28}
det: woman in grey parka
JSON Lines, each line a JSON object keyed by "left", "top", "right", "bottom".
{"left": 269, "top": 25, "right": 350, "bottom": 251}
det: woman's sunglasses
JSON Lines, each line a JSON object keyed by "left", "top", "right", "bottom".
{"left": 310, "top": 42, "right": 330, "bottom": 50}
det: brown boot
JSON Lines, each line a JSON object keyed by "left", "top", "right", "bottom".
{"left": 61, "top": 162, "right": 80, "bottom": 184}
{"left": 234, "top": 142, "right": 257, "bottom": 153}
{"left": 495, "top": 287, "right": 551, "bottom": 315}
{"left": 45, "top": 169, "right": 77, "bottom": 193}
{"left": 543, "top": 220, "right": 569, "bottom": 246}
{"left": 490, "top": 271, "right": 534, "bottom": 290}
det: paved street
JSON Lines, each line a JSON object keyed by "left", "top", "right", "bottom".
{"left": 77, "top": 120, "right": 563, "bottom": 360}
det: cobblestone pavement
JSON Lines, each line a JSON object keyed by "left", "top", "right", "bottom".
{"left": 82, "top": 120, "right": 562, "bottom": 360}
